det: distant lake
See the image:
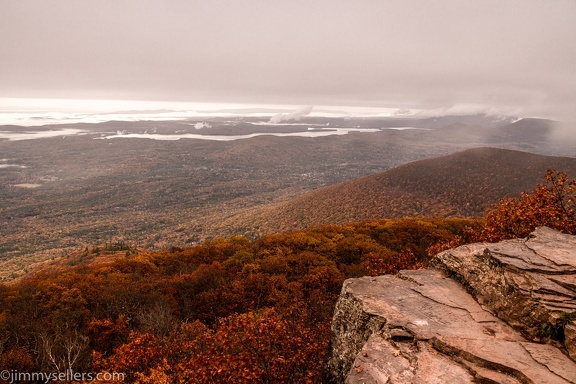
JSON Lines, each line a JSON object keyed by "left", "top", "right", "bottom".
{"left": 0, "top": 128, "right": 88, "bottom": 141}
{"left": 96, "top": 127, "right": 382, "bottom": 141}
{"left": 0, "top": 124, "right": 430, "bottom": 142}
{"left": 0, "top": 126, "right": 391, "bottom": 141}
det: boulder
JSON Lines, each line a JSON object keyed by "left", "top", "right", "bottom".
{"left": 323, "top": 227, "right": 576, "bottom": 383}
{"left": 433, "top": 226, "right": 576, "bottom": 355}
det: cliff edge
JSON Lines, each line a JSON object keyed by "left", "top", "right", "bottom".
{"left": 323, "top": 227, "right": 576, "bottom": 383}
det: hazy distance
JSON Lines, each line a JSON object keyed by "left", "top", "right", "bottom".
{"left": 1, "top": 1, "right": 575, "bottom": 123}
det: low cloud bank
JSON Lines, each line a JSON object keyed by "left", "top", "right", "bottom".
{"left": 194, "top": 122, "right": 212, "bottom": 129}
{"left": 269, "top": 106, "right": 313, "bottom": 124}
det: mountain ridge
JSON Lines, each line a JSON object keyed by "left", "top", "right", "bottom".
{"left": 212, "top": 147, "right": 576, "bottom": 237}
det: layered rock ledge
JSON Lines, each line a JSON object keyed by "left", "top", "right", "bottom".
{"left": 323, "top": 227, "right": 576, "bottom": 383}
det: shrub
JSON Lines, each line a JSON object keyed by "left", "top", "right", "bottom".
{"left": 482, "top": 169, "right": 576, "bottom": 241}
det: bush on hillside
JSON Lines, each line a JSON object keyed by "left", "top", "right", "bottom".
{"left": 482, "top": 169, "right": 576, "bottom": 241}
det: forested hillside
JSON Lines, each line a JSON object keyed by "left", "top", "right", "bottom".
{"left": 1, "top": 168, "right": 575, "bottom": 382}
{"left": 2, "top": 116, "right": 570, "bottom": 281}
{"left": 213, "top": 148, "right": 576, "bottom": 236}
{"left": 0, "top": 217, "right": 479, "bottom": 383}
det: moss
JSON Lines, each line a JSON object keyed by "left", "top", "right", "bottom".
{"left": 540, "top": 321, "right": 564, "bottom": 341}
{"left": 539, "top": 312, "right": 576, "bottom": 342}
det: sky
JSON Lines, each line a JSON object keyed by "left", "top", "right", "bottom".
{"left": 1, "top": 0, "right": 575, "bottom": 120}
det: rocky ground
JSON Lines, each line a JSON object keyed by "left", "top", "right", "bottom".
{"left": 324, "top": 227, "right": 576, "bottom": 383}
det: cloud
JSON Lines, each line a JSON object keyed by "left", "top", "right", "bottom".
{"left": 393, "top": 108, "right": 413, "bottom": 116}
{"left": 194, "top": 122, "right": 211, "bottom": 129}
{"left": 1, "top": 2, "right": 575, "bottom": 122}
{"left": 269, "top": 106, "right": 313, "bottom": 124}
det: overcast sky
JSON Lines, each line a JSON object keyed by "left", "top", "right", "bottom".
{"left": 1, "top": 0, "right": 575, "bottom": 119}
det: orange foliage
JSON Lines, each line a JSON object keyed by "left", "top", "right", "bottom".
{"left": 87, "top": 316, "right": 129, "bottom": 356}
{"left": 0, "top": 217, "right": 476, "bottom": 382}
{"left": 482, "top": 169, "right": 576, "bottom": 241}
{"left": 0, "top": 348, "right": 35, "bottom": 372}
{"left": 5, "top": 169, "right": 575, "bottom": 382}
{"left": 174, "top": 308, "right": 327, "bottom": 383}
{"left": 93, "top": 332, "right": 166, "bottom": 382}
{"left": 363, "top": 250, "right": 424, "bottom": 276}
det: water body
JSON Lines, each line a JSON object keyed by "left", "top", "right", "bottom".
{"left": 0, "top": 126, "right": 429, "bottom": 142}
{"left": 0, "top": 128, "right": 88, "bottom": 141}
{"left": 96, "top": 127, "right": 382, "bottom": 141}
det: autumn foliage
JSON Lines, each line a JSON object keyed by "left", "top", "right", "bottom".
{"left": 0, "top": 217, "right": 477, "bottom": 383}
{"left": 1, "top": 169, "right": 574, "bottom": 382}
{"left": 482, "top": 169, "right": 576, "bottom": 241}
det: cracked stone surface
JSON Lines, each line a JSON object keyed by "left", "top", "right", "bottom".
{"left": 433, "top": 226, "right": 576, "bottom": 357}
{"left": 323, "top": 228, "right": 576, "bottom": 383}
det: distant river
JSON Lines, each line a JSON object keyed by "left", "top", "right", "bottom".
{"left": 96, "top": 127, "right": 382, "bottom": 141}
{"left": 0, "top": 126, "right": 430, "bottom": 142}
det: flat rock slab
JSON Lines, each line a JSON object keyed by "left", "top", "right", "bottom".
{"left": 433, "top": 227, "right": 576, "bottom": 357}
{"left": 324, "top": 268, "right": 576, "bottom": 384}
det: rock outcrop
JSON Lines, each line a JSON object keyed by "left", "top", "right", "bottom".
{"left": 323, "top": 227, "right": 576, "bottom": 383}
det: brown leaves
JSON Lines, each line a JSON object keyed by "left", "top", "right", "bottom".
{"left": 174, "top": 308, "right": 328, "bottom": 383}
{"left": 93, "top": 307, "right": 327, "bottom": 383}
{"left": 363, "top": 249, "right": 421, "bottom": 276}
{"left": 0, "top": 216, "right": 482, "bottom": 382}
{"left": 87, "top": 316, "right": 129, "bottom": 355}
{"left": 0, "top": 347, "right": 35, "bottom": 372}
{"left": 482, "top": 169, "right": 576, "bottom": 241}
{"left": 93, "top": 332, "right": 165, "bottom": 382}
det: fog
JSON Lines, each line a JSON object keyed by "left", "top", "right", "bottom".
{"left": 1, "top": 1, "right": 575, "bottom": 124}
